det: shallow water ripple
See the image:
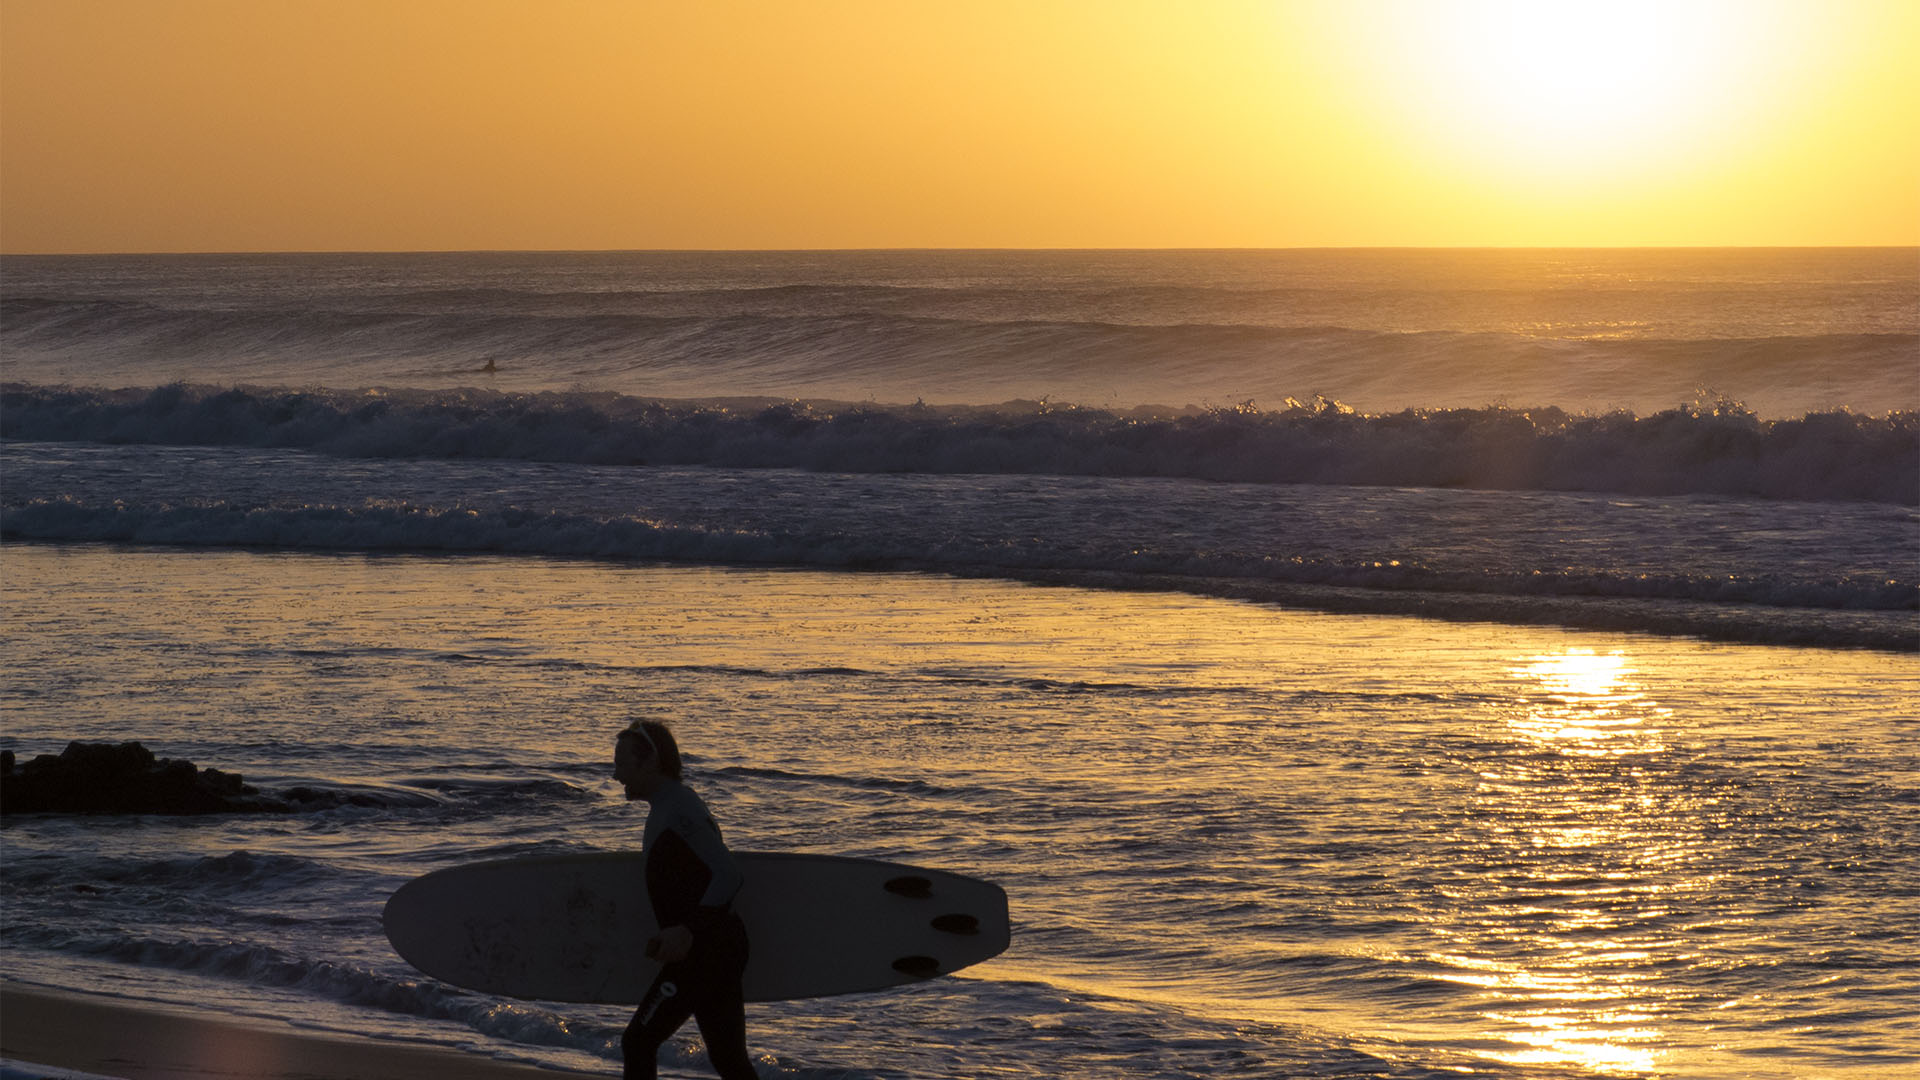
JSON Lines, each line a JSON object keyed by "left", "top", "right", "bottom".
{"left": 3, "top": 549, "right": 1915, "bottom": 1078}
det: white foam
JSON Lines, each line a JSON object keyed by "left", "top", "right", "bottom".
{"left": 0, "top": 1062, "right": 129, "bottom": 1080}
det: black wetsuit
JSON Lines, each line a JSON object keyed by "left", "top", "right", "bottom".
{"left": 623, "top": 780, "right": 756, "bottom": 1080}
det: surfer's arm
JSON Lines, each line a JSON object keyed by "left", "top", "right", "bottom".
{"left": 665, "top": 813, "right": 742, "bottom": 948}
{"left": 687, "top": 818, "right": 744, "bottom": 909}
{"left": 645, "top": 791, "right": 743, "bottom": 946}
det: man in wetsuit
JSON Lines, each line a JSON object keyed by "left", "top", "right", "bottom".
{"left": 613, "top": 719, "right": 758, "bottom": 1080}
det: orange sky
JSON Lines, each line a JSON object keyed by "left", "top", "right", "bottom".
{"left": 2, "top": 0, "right": 1915, "bottom": 253}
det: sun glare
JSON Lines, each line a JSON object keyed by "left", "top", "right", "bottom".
{"left": 1445, "top": 3, "right": 1715, "bottom": 137}
{"left": 1507, "top": 650, "right": 1669, "bottom": 757}
{"left": 1524, "top": 651, "right": 1631, "bottom": 700}
{"left": 1365, "top": 0, "right": 1804, "bottom": 180}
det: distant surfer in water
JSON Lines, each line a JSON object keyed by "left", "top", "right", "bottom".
{"left": 613, "top": 719, "right": 758, "bottom": 1079}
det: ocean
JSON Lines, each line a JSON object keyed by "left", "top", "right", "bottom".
{"left": 2, "top": 249, "right": 1916, "bottom": 1078}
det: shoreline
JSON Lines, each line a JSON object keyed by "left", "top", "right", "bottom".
{"left": 1, "top": 534, "right": 1913, "bottom": 654}
{"left": 0, "top": 984, "right": 595, "bottom": 1080}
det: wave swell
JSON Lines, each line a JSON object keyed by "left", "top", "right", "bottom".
{"left": 5, "top": 284, "right": 1917, "bottom": 419}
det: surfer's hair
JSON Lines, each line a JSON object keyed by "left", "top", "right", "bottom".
{"left": 619, "top": 719, "right": 683, "bottom": 782}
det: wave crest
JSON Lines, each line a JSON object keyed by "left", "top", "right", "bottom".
{"left": 5, "top": 383, "right": 1914, "bottom": 503}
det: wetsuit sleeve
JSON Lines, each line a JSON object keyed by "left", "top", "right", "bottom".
{"left": 643, "top": 785, "right": 745, "bottom": 935}
{"left": 683, "top": 812, "right": 743, "bottom": 909}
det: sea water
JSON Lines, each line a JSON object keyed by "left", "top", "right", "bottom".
{"left": 2, "top": 250, "right": 1917, "bottom": 1078}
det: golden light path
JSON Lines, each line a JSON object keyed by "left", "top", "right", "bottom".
{"left": 1506, "top": 651, "right": 1670, "bottom": 755}
{"left": 1449, "top": 649, "right": 1690, "bottom": 1074}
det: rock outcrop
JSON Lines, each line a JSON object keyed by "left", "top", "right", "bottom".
{"left": 0, "top": 741, "right": 291, "bottom": 815}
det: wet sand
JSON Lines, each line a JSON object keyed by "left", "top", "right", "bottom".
{"left": 0, "top": 984, "right": 594, "bottom": 1080}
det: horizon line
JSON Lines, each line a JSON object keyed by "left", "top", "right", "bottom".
{"left": 4, "top": 243, "right": 1917, "bottom": 258}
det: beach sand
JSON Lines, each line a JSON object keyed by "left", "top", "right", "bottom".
{"left": 0, "top": 984, "right": 595, "bottom": 1080}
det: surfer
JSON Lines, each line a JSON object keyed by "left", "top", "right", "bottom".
{"left": 613, "top": 719, "right": 758, "bottom": 1080}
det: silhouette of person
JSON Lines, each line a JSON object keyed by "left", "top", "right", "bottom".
{"left": 613, "top": 719, "right": 758, "bottom": 1079}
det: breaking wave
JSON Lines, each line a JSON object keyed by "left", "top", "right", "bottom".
{"left": 6, "top": 383, "right": 1914, "bottom": 503}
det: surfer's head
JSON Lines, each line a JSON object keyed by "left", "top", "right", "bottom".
{"left": 614, "top": 718, "right": 683, "bottom": 797}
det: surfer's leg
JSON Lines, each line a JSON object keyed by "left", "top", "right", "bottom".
{"left": 623, "top": 974, "right": 696, "bottom": 1080}
{"left": 692, "top": 912, "right": 756, "bottom": 1078}
{"left": 691, "top": 986, "right": 756, "bottom": 1080}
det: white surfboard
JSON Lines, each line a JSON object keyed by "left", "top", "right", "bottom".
{"left": 383, "top": 852, "right": 1010, "bottom": 1003}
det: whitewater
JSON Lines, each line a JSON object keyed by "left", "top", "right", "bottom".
{"left": 3, "top": 249, "right": 1917, "bottom": 1078}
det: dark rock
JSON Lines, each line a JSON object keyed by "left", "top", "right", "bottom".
{"left": 0, "top": 741, "right": 292, "bottom": 815}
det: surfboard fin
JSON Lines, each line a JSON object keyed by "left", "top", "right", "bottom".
{"left": 891, "top": 955, "right": 941, "bottom": 978}
{"left": 884, "top": 875, "right": 934, "bottom": 899}
{"left": 931, "top": 913, "right": 980, "bottom": 936}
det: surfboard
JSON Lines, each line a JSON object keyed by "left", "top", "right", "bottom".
{"left": 382, "top": 852, "right": 1010, "bottom": 1003}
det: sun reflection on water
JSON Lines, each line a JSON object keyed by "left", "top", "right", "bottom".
{"left": 1455, "top": 648, "right": 1697, "bottom": 1075}
{"left": 1505, "top": 649, "right": 1671, "bottom": 756}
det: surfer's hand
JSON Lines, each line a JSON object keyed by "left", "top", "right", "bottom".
{"left": 647, "top": 925, "right": 693, "bottom": 963}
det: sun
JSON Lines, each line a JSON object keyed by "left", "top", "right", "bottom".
{"left": 1445, "top": 3, "right": 1714, "bottom": 140}
{"left": 1359, "top": 0, "right": 1802, "bottom": 180}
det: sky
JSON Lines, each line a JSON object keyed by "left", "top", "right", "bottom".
{"left": 1, "top": 0, "right": 1916, "bottom": 253}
